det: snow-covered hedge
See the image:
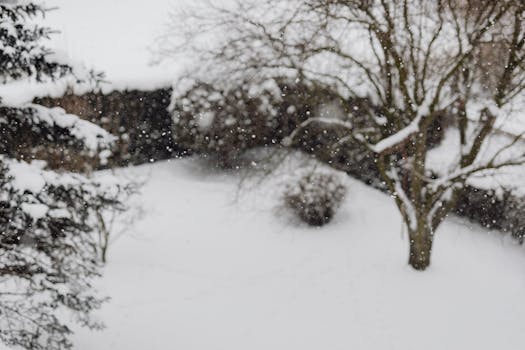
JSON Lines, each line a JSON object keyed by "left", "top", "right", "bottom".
{"left": 0, "top": 103, "right": 114, "bottom": 171}
{"left": 170, "top": 78, "right": 336, "bottom": 168}
{"left": 35, "top": 88, "right": 176, "bottom": 168}
{"left": 454, "top": 185, "right": 525, "bottom": 243}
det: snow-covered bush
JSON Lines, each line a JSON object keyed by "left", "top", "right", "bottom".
{"left": 35, "top": 88, "right": 177, "bottom": 168}
{"left": 0, "top": 2, "right": 131, "bottom": 349}
{"left": 170, "top": 78, "right": 336, "bottom": 168}
{"left": 284, "top": 170, "right": 347, "bottom": 226}
{"left": 0, "top": 158, "right": 133, "bottom": 350}
{"left": 171, "top": 79, "right": 280, "bottom": 167}
{"left": 0, "top": 103, "right": 115, "bottom": 170}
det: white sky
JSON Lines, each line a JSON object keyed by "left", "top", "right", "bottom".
{"left": 44, "top": 0, "right": 190, "bottom": 88}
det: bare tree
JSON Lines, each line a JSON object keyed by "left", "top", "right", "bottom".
{"left": 163, "top": 0, "right": 525, "bottom": 270}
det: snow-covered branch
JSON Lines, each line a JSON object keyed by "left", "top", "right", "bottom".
{"left": 431, "top": 156, "right": 525, "bottom": 191}
{"left": 282, "top": 117, "right": 353, "bottom": 147}
{"left": 29, "top": 104, "right": 115, "bottom": 152}
{"left": 386, "top": 168, "right": 417, "bottom": 231}
{"left": 370, "top": 114, "right": 422, "bottom": 154}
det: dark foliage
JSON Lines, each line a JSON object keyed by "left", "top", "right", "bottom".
{"left": 0, "top": 158, "right": 131, "bottom": 350}
{"left": 0, "top": 2, "right": 70, "bottom": 83}
{"left": 35, "top": 88, "right": 178, "bottom": 167}
{"left": 0, "top": 2, "right": 129, "bottom": 349}
{"left": 0, "top": 105, "right": 89, "bottom": 158}
{"left": 454, "top": 186, "right": 525, "bottom": 243}
{"left": 171, "top": 78, "right": 337, "bottom": 168}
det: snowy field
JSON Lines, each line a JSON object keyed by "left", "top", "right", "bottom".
{"left": 66, "top": 158, "right": 525, "bottom": 350}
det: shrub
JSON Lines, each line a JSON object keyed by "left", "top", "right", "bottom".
{"left": 0, "top": 156, "right": 133, "bottom": 350}
{"left": 284, "top": 170, "right": 347, "bottom": 226}
{"left": 499, "top": 193, "right": 525, "bottom": 244}
{"left": 35, "top": 88, "right": 177, "bottom": 168}
{"left": 170, "top": 77, "right": 338, "bottom": 168}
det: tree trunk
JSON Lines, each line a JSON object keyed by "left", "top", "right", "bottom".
{"left": 408, "top": 226, "right": 433, "bottom": 271}
{"left": 96, "top": 209, "right": 109, "bottom": 264}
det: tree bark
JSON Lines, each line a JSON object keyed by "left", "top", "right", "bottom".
{"left": 408, "top": 226, "right": 433, "bottom": 271}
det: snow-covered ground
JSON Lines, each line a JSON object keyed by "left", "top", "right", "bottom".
{"left": 67, "top": 157, "right": 525, "bottom": 350}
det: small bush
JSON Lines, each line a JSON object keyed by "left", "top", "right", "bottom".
{"left": 284, "top": 170, "right": 347, "bottom": 226}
